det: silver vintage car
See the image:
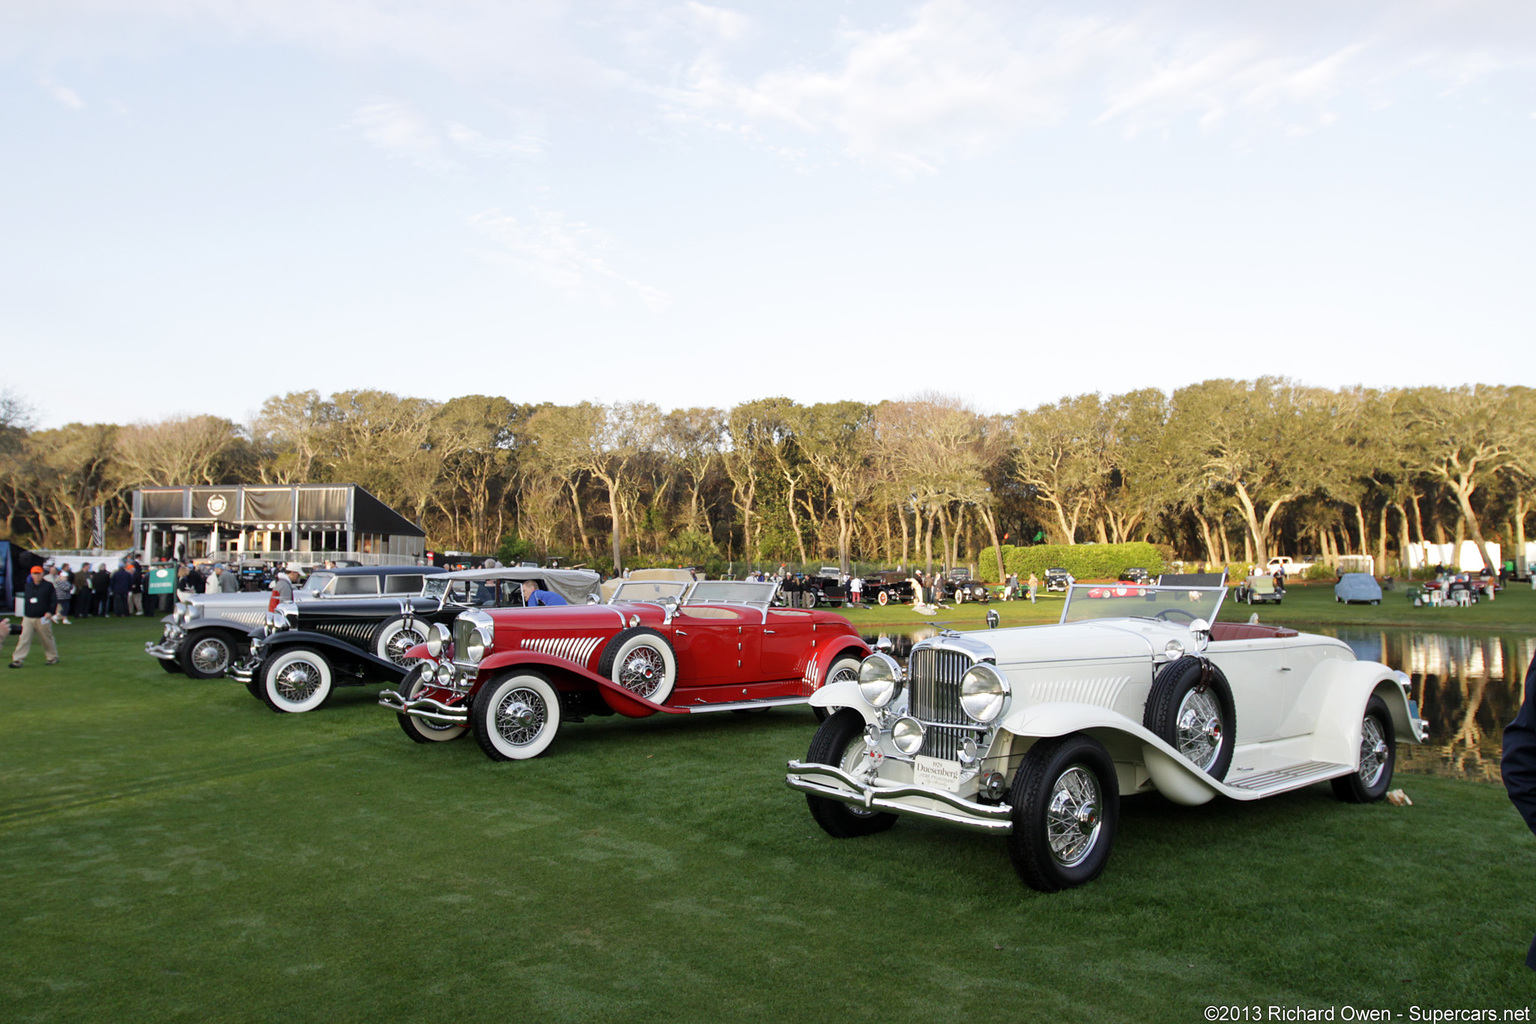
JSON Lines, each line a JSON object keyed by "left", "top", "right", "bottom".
{"left": 145, "top": 565, "right": 443, "bottom": 678}
{"left": 786, "top": 580, "right": 1424, "bottom": 892}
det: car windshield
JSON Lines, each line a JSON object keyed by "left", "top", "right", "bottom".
{"left": 610, "top": 580, "right": 690, "bottom": 603}
{"left": 684, "top": 580, "right": 779, "bottom": 608}
{"left": 1060, "top": 582, "right": 1226, "bottom": 625}
{"left": 300, "top": 572, "right": 334, "bottom": 596}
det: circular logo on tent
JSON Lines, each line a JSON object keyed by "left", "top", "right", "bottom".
{"left": 207, "top": 495, "right": 227, "bottom": 516}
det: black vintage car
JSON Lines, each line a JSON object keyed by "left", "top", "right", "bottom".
{"left": 1044, "top": 567, "right": 1073, "bottom": 592}
{"left": 1118, "top": 567, "right": 1154, "bottom": 584}
{"left": 145, "top": 565, "right": 444, "bottom": 679}
{"left": 861, "top": 570, "right": 916, "bottom": 606}
{"left": 948, "top": 577, "right": 992, "bottom": 603}
{"left": 231, "top": 567, "right": 601, "bottom": 713}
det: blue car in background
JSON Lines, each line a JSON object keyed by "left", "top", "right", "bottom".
{"left": 1334, "top": 573, "right": 1382, "bottom": 605}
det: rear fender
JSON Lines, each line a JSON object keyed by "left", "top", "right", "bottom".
{"left": 1305, "top": 660, "right": 1422, "bottom": 761}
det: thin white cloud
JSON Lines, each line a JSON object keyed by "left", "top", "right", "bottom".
{"left": 350, "top": 100, "right": 456, "bottom": 171}
{"left": 469, "top": 208, "right": 671, "bottom": 313}
{"left": 446, "top": 121, "right": 547, "bottom": 161}
{"left": 42, "top": 79, "right": 84, "bottom": 110}
{"left": 666, "top": 0, "right": 1536, "bottom": 170}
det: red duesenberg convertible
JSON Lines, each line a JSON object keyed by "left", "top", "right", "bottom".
{"left": 379, "top": 578, "right": 870, "bottom": 760}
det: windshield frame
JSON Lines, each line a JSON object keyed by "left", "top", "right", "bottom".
{"left": 1060, "top": 582, "right": 1227, "bottom": 626}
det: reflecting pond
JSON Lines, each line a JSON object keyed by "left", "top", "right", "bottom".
{"left": 862, "top": 625, "right": 1534, "bottom": 783}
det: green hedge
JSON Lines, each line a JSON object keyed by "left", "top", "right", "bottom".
{"left": 975, "top": 542, "right": 1167, "bottom": 583}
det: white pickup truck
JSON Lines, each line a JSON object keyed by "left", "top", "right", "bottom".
{"left": 1265, "top": 556, "right": 1314, "bottom": 575}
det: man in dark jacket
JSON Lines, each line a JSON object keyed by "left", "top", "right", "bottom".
{"left": 109, "top": 562, "right": 135, "bottom": 617}
{"left": 1501, "top": 651, "right": 1536, "bottom": 968}
{"left": 91, "top": 565, "right": 111, "bottom": 616}
{"left": 9, "top": 565, "right": 58, "bottom": 667}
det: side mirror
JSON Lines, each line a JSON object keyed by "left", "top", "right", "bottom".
{"left": 986, "top": 609, "right": 1000, "bottom": 629}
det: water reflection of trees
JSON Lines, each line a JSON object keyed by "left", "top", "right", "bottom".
{"left": 1319, "top": 630, "right": 1532, "bottom": 783}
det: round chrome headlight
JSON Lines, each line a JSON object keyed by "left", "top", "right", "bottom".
{"left": 465, "top": 623, "right": 492, "bottom": 664}
{"left": 857, "top": 652, "right": 904, "bottom": 708}
{"left": 959, "top": 663, "right": 1010, "bottom": 724}
{"left": 891, "top": 716, "right": 925, "bottom": 755}
{"left": 263, "top": 610, "right": 289, "bottom": 635}
{"left": 173, "top": 602, "right": 190, "bottom": 625}
{"left": 434, "top": 663, "right": 454, "bottom": 685}
{"left": 426, "top": 622, "right": 449, "bottom": 659}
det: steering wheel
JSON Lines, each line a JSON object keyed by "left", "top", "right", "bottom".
{"left": 1154, "top": 608, "right": 1197, "bottom": 624}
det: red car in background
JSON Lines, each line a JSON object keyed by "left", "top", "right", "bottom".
{"left": 380, "top": 578, "right": 870, "bottom": 760}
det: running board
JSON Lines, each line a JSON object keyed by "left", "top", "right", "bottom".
{"left": 1223, "top": 760, "right": 1350, "bottom": 794}
{"left": 677, "top": 696, "right": 810, "bottom": 714}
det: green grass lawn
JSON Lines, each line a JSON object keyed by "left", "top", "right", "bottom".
{"left": 3, "top": 616, "right": 1535, "bottom": 1023}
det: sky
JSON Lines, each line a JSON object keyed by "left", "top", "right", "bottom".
{"left": 2, "top": 0, "right": 1533, "bottom": 431}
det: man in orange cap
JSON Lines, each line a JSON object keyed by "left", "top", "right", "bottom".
{"left": 10, "top": 565, "right": 59, "bottom": 667}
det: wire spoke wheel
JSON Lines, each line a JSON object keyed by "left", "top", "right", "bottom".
{"left": 619, "top": 648, "right": 667, "bottom": 698}
{"left": 1357, "top": 715, "right": 1388, "bottom": 787}
{"left": 495, "top": 686, "right": 548, "bottom": 746}
{"left": 1045, "top": 766, "right": 1103, "bottom": 868}
{"left": 1174, "top": 686, "right": 1223, "bottom": 771}
{"left": 275, "top": 661, "right": 322, "bottom": 703}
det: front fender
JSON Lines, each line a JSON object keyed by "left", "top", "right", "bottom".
{"left": 808, "top": 679, "right": 870, "bottom": 714}
{"left": 261, "top": 631, "right": 402, "bottom": 678}
{"left": 472, "top": 650, "right": 684, "bottom": 719}
{"left": 1000, "top": 701, "right": 1220, "bottom": 806}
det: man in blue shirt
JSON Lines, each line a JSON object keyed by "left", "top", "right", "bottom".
{"left": 520, "top": 579, "right": 567, "bottom": 607}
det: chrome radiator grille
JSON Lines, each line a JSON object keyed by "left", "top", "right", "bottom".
{"left": 452, "top": 616, "right": 475, "bottom": 653}
{"left": 908, "top": 648, "right": 972, "bottom": 726}
{"left": 908, "top": 647, "right": 981, "bottom": 761}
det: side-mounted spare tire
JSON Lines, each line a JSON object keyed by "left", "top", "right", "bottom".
{"left": 596, "top": 627, "right": 678, "bottom": 704}
{"left": 373, "top": 615, "right": 428, "bottom": 667}
{"left": 1142, "top": 655, "right": 1236, "bottom": 781}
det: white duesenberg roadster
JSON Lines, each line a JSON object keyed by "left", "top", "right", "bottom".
{"left": 785, "top": 580, "right": 1425, "bottom": 892}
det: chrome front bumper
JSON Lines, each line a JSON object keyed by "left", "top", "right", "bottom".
{"left": 145, "top": 625, "right": 186, "bottom": 662}
{"left": 144, "top": 640, "right": 182, "bottom": 662}
{"left": 785, "top": 760, "right": 1016, "bottom": 834}
{"left": 378, "top": 689, "right": 469, "bottom": 725}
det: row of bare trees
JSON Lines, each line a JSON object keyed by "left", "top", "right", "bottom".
{"left": 2, "top": 380, "right": 1533, "bottom": 577}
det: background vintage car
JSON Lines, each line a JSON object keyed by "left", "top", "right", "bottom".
{"left": 860, "top": 570, "right": 915, "bottom": 606}
{"left": 1043, "top": 567, "right": 1072, "bottom": 591}
{"left": 232, "top": 567, "right": 601, "bottom": 713}
{"left": 786, "top": 581, "right": 1423, "bottom": 892}
{"left": 946, "top": 577, "right": 991, "bottom": 603}
{"left": 382, "top": 578, "right": 870, "bottom": 759}
{"left": 1334, "top": 572, "right": 1383, "bottom": 605}
{"left": 1233, "top": 574, "right": 1283, "bottom": 605}
{"left": 145, "top": 565, "right": 444, "bottom": 678}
